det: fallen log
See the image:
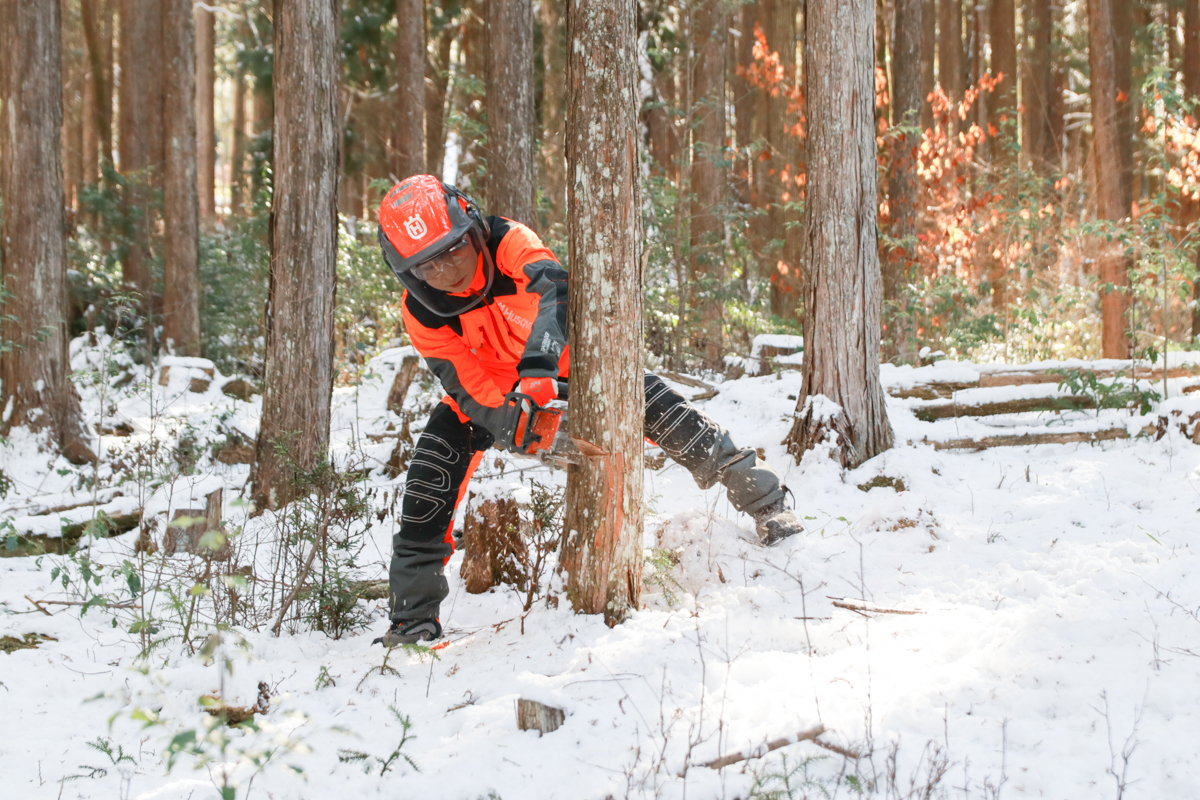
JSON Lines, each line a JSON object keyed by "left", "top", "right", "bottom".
{"left": 659, "top": 370, "right": 720, "bottom": 400}
{"left": 912, "top": 395, "right": 1095, "bottom": 421}
{"left": 1, "top": 509, "right": 143, "bottom": 558}
{"left": 700, "top": 724, "right": 846, "bottom": 770}
{"left": 829, "top": 597, "right": 922, "bottom": 616}
{"left": 923, "top": 427, "right": 1134, "bottom": 451}
{"left": 889, "top": 363, "right": 1200, "bottom": 399}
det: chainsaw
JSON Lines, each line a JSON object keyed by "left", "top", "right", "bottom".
{"left": 498, "top": 392, "right": 581, "bottom": 470}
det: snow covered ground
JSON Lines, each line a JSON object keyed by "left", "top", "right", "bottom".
{"left": 2, "top": 338, "right": 1200, "bottom": 799}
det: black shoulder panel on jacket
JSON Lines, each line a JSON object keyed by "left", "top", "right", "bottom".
{"left": 404, "top": 291, "right": 463, "bottom": 336}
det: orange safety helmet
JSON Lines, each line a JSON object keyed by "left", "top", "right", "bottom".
{"left": 377, "top": 175, "right": 494, "bottom": 316}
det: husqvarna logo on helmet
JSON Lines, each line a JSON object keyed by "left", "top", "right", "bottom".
{"left": 403, "top": 214, "right": 428, "bottom": 240}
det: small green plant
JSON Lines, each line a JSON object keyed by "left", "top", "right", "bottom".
{"left": 315, "top": 665, "right": 337, "bottom": 690}
{"left": 1051, "top": 368, "right": 1161, "bottom": 417}
{"left": 643, "top": 547, "right": 685, "bottom": 609}
{"left": 336, "top": 706, "right": 419, "bottom": 775}
{"left": 748, "top": 753, "right": 832, "bottom": 800}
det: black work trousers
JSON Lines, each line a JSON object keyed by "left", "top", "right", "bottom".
{"left": 387, "top": 373, "right": 785, "bottom": 621}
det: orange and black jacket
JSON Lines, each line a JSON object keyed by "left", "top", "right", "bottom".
{"left": 401, "top": 216, "right": 569, "bottom": 435}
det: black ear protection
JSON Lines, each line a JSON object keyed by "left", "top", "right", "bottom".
{"left": 442, "top": 182, "right": 490, "bottom": 241}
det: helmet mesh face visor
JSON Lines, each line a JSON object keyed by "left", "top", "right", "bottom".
{"left": 379, "top": 225, "right": 495, "bottom": 317}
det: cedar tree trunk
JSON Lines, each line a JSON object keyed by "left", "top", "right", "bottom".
{"left": 540, "top": 0, "right": 567, "bottom": 230}
{"left": 163, "top": 0, "right": 201, "bottom": 357}
{"left": 195, "top": 5, "right": 216, "bottom": 226}
{"left": 920, "top": 0, "right": 935, "bottom": 130}
{"left": 1186, "top": 0, "right": 1200, "bottom": 339}
{"left": 393, "top": 0, "right": 426, "bottom": 180}
{"left": 786, "top": 0, "right": 893, "bottom": 468}
{"left": 486, "top": 0, "right": 536, "bottom": 224}
{"left": 561, "top": 0, "right": 644, "bottom": 627}
{"left": 1023, "top": 0, "right": 1055, "bottom": 172}
{"left": 1088, "top": 0, "right": 1132, "bottom": 358}
{"left": 231, "top": 64, "right": 247, "bottom": 213}
{"left": 425, "top": 10, "right": 455, "bottom": 178}
{"left": 0, "top": 0, "right": 94, "bottom": 464}
{"left": 254, "top": 0, "right": 340, "bottom": 510}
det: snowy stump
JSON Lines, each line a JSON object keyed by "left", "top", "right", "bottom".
{"left": 516, "top": 699, "right": 564, "bottom": 736}
{"left": 459, "top": 484, "right": 527, "bottom": 594}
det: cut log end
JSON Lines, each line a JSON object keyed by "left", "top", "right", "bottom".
{"left": 516, "top": 698, "right": 564, "bottom": 736}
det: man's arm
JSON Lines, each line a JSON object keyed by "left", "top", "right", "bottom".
{"left": 494, "top": 221, "right": 569, "bottom": 378}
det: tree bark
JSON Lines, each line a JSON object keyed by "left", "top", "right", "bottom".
{"left": 1023, "top": 0, "right": 1055, "bottom": 172}
{"left": 938, "top": 0, "right": 962, "bottom": 122}
{"left": 457, "top": 0, "right": 487, "bottom": 195}
{"left": 81, "top": 0, "right": 113, "bottom": 167}
{"left": 540, "top": 0, "right": 567, "bottom": 231}
{"left": 393, "top": 0, "right": 426, "bottom": 180}
{"left": 254, "top": 0, "right": 340, "bottom": 510}
{"left": 990, "top": 0, "right": 1016, "bottom": 130}
{"left": 786, "top": 0, "right": 893, "bottom": 468}
{"left": 195, "top": 4, "right": 216, "bottom": 226}
{"left": 1088, "top": 0, "right": 1131, "bottom": 358}
{"left": 119, "top": 0, "right": 165, "bottom": 315}
{"left": 486, "top": 0, "right": 536, "bottom": 225}
{"left": 1185, "top": 0, "right": 1200, "bottom": 339}
{"left": 689, "top": 1, "right": 728, "bottom": 365}
{"left": 425, "top": 5, "right": 456, "bottom": 178}
{"left": 0, "top": 0, "right": 94, "bottom": 465}
{"left": 884, "top": 0, "right": 922, "bottom": 363}
{"left": 920, "top": 0, "right": 935, "bottom": 130}
{"left": 561, "top": 0, "right": 644, "bottom": 627}
{"left": 162, "top": 0, "right": 200, "bottom": 357}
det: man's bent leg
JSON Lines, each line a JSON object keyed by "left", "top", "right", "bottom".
{"left": 643, "top": 373, "right": 786, "bottom": 516}
{"left": 388, "top": 401, "right": 490, "bottom": 622}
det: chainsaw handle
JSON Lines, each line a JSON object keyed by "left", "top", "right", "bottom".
{"left": 497, "top": 392, "right": 562, "bottom": 453}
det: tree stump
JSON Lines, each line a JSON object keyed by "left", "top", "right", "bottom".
{"left": 386, "top": 354, "right": 421, "bottom": 415}
{"left": 516, "top": 699, "right": 564, "bottom": 736}
{"left": 459, "top": 490, "right": 527, "bottom": 594}
{"left": 163, "top": 488, "right": 228, "bottom": 558}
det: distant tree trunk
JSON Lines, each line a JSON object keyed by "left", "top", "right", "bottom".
{"left": 230, "top": 64, "right": 248, "bottom": 213}
{"left": 884, "top": 0, "right": 921, "bottom": 364}
{"left": 762, "top": 0, "right": 802, "bottom": 326}
{"left": 425, "top": 7, "right": 456, "bottom": 178}
{"left": 0, "top": 0, "right": 94, "bottom": 465}
{"left": 689, "top": 0, "right": 727, "bottom": 364}
{"left": 938, "top": 0, "right": 961, "bottom": 121}
{"left": 1113, "top": 0, "right": 1134, "bottom": 206}
{"left": 540, "top": 0, "right": 566, "bottom": 231}
{"left": 251, "top": 72, "right": 274, "bottom": 196}
{"left": 990, "top": 0, "right": 1016, "bottom": 126}
{"left": 253, "top": 0, "right": 340, "bottom": 510}
{"left": 786, "top": 0, "right": 893, "bottom": 468}
{"left": 1023, "top": 0, "right": 1055, "bottom": 172}
{"left": 162, "top": 0, "right": 200, "bottom": 357}
{"left": 119, "top": 0, "right": 164, "bottom": 317}
{"left": 195, "top": 5, "right": 216, "bottom": 226}
{"left": 920, "top": 0, "right": 935, "bottom": 130}
{"left": 486, "top": 0, "right": 535, "bottom": 224}
{"left": 561, "top": 0, "right": 644, "bottom": 628}
{"left": 81, "top": 0, "right": 113, "bottom": 167}
{"left": 393, "top": 0, "right": 426, "bottom": 180}
{"left": 457, "top": 0, "right": 486, "bottom": 194}
{"left": 1088, "top": 0, "right": 1132, "bottom": 359}
{"left": 1186, "top": 0, "right": 1200, "bottom": 339}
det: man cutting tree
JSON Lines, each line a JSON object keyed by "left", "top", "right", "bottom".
{"left": 374, "top": 175, "right": 803, "bottom": 646}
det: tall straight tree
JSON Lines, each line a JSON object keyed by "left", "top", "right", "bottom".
{"left": 0, "top": 0, "right": 93, "bottom": 464}
{"left": 560, "top": 0, "right": 644, "bottom": 627}
{"left": 486, "top": 0, "right": 536, "bottom": 224}
{"left": 81, "top": 0, "right": 113, "bottom": 169}
{"left": 786, "top": 0, "right": 893, "bottom": 468}
{"left": 1023, "top": 0, "right": 1056, "bottom": 172}
{"left": 920, "top": 0, "right": 935, "bottom": 129}
{"left": 163, "top": 0, "right": 201, "bottom": 357}
{"left": 689, "top": 0, "right": 727, "bottom": 364}
{"left": 990, "top": 0, "right": 1017, "bottom": 133}
{"left": 540, "top": 0, "right": 567, "bottom": 230}
{"left": 425, "top": 6, "right": 457, "bottom": 178}
{"left": 254, "top": 0, "right": 340, "bottom": 509}
{"left": 884, "top": 0, "right": 922, "bottom": 363}
{"left": 938, "top": 0, "right": 962, "bottom": 122}
{"left": 119, "top": 0, "right": 165, "bottom": 314}
{"left": 195, "top": 4, "right": 216, "bottom": 226}
{"left": 1088, "top": 0, "right": 1131, "bottom": 358}
{"left": 393, "top": 0, "right": 426, "bottom": 180}
{"left": 1186, "top": 0, "right": 1200, "bottom": 338}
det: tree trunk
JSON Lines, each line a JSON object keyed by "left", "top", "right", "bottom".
{"left": 1186, "top": 0, "right": 1200, "bottom": 339}
{"left": 254, "top": 0, "right": 340, "bottom": 510}
{"left": 0, "top": 0, "right": 94, "bottom": 465}
{"left": 1023, "top": 0, "right": 1055, "bottom": 172}
{"left": 561, "top": 0, "right": 644, "bottom": 627}
{"left": 162, "top": 0, "right": 200, "bottom": 357}
{"left": 884, "top": 0, "right": 922, "bottom": 364}
{"left": 195, "top": 4, "right": 216, "bottom": 226}
{"left": 486, "top": 0, "right": 536, "bottom": 225}
{"left": 457, "top": 0, "right": 486, "bottom": 194}
{"left": 118, "top": 0, "right": 164, "bottom": 316}
{"left": 920, "top": 0, "right": 935, "bottom": 130}
{"left": 762, "top": 0, "right": 803, "bottom": 326}
{"left": 81, "top": 0, "right": 113, "bottom": 166}
{"left": 689, "top": 0, "right": 728, "bottom": 365}
{"left": 1088, "top": 0, "right": 1131, "bottom": 359}
{"left": 1113, "top": 0, "right": 1134, "bottom": 207}
{"left": 786, "top": 0, "right": 893, "bottom": 468}
{"left": 540, "top": 0, "right": 567, "bottom": 231}
{"left": 393, "top": 0, "right": 426, "bottom": 180}
{"left": 230, "top": 63, "right": 247, "bottom": 213}
{"left": 425, "top": 5, "right": 456, "bottom": 178}
{"left": 938, "top": 0, "right": 961, "bottom": 121}
{"left": 990, "top": 0, "right": 1016, "bottom": 127}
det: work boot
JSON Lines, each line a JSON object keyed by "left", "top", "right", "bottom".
{"left": 373, "top": 618, "right": 442, "bottom": 647}
{"left": 753, "top": 501, "right": 803, "bottom": 546}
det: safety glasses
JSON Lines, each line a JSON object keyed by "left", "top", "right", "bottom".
{"left": 411, "top": 235, "right": 473, "bottom": 282}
